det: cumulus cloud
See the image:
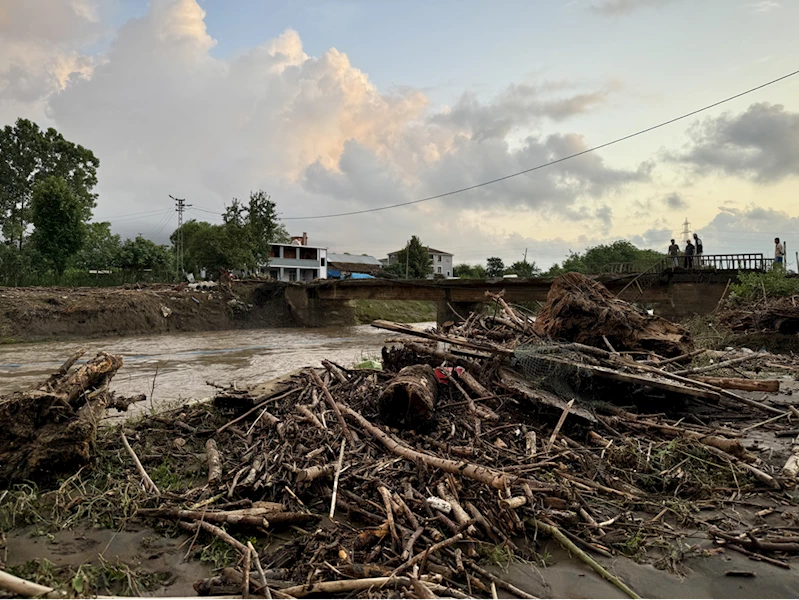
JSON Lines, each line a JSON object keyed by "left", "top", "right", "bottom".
{"left": 677, "top": 103, "right": 799, "bottom": 183}
{"left": 589, "top": 0, "right": 681, "bottom": 16}
{"left": 0, "top": 0, "right": 103, "bottom": 122}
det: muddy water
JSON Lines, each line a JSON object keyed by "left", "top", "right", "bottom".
{"left": 0, "top": 324, "right": 426, "bottom": 410}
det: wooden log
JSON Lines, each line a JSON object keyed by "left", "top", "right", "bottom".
{"left": 295, "top": 463, "right": 334, "bottom": 483}
{"left": 673, "top": 353, "right": 763, "bottom": 376}
{"left": 497, "top": 368, "right": 597, "bottom": 423}
{"left": 400, "top": 341, "right": 479, "bottom": 372}
{"left": 309, "top": 369, "right": 357, "bottom": 444}
{"left": 206, "top": 439, "right": 223, "bottom": 485}
{"left": 140, "top": 507, "right": 318, "bottom": 528}
{"left": 690, "top": 376, "right": 779, "bottom": 392}
{"left": 120, "top": 431, "right": 160, "bottom": 495}
{"left": 0, "top": 569, "right": 65, "bottom": 598}
{"left": 377, "top": 364, "right": 439, "bottom": 429}
{"left": 781, "top": 441, "right": 799, "bottom": 481}
{"left": 339, "top": 402, "right": 512, "bottom": 489}
{"left": 372, "top": 320, "right": 514, "bottom": 356}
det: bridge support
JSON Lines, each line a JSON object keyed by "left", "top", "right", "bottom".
{"left": 437, "top": 300, "right": 484, "bottom": 325}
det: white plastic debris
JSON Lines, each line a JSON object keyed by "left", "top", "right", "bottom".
{"left": 426, "top": 496, "right": 452, "bottom": 514}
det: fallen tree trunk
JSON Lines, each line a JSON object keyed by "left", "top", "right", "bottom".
{"left": 689, "top": 376, "right": 779, "bottom": 392}
{"left": 377, "top": 364, "right": 439, "bottom": 429}
{"left": 138, "top": 507, "right": 319, "bottom": 529}
{"left": 0, "top": 351, "right": 136, "bottom": 487}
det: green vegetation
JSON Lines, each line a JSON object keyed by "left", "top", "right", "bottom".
{"left": 454, "top": 263, "right": 486, "bottom": 278}
{"left": 486, "top": 256, "right": 505, "bottom": 277}
{"left": 353, "top": 299, "right": 437, "bottom": 324}
{"left": 383, "top": 236, "right": 433, "bottom": 278}
{"left": 545, "top": 240, "right": 664, "bottom": 276}
{"left": 729, "top": 269, "right": 799, "bottom": 303}
{"left": 9, "top": 558, "right": 169, "bottom": 597}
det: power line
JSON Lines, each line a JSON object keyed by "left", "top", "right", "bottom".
{"left": 282, "top": 68, "right": 799, "bottom": 221}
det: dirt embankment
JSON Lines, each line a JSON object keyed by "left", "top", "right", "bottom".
{"left": 0, "top": 283, "right": 294, "bottom": 343}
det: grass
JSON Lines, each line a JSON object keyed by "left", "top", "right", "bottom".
{"left": 682, "top": 315, "right": 735, "bottom": 350}
{"left": 9, "top": 557, "right": 169, "bottom": 597}
{"left": 353, "top": 299, "right": 437, "bottom": 324}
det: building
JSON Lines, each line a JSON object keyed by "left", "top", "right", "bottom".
{"left": 327, "top": 253, "right": 384, "bottom": 279}
{"left": 261, "top": 232, "right": 328, "bottom": 282}
{"left": 387, "top": 247, "right": 454, "bottom": 278}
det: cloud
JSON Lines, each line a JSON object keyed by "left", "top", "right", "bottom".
{"left": 0, "top": 0, "right": 104, "bottom": 124}
{"left": 677, "top": 103, "right": 799, "bottom": 183}
{"left": 430, "top": 80, "right": 619, "bottom": 140}
{"left": 589, "top": 0, "right": 680, "bottom": 16}
{"left": 747, "top": 1, "right": 782, "bottom": 13}
{"left": 663, "top": 192, "right": 686, "bottom": 210}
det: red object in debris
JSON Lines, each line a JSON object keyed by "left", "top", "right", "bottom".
{"left": 434, "top": 366, "right": 465, "bottom": 384}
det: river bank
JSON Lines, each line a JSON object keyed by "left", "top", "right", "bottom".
{"left": 0, "top": 284, "right": 436, "bottom": 344}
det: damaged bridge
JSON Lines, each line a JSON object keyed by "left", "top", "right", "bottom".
{"left": 272, "top": 254, "right": 772, "bottom": 325}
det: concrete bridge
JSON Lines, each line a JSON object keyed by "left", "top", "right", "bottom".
{"left": 268, "top": 253, "right": 772, "bottom": 326}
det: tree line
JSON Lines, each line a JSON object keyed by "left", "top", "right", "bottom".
{"left": 0, "top": 118, "right": 287, "bottom": 285}
{"left": 455, "top": 240, "right": 664, "bottom": 279}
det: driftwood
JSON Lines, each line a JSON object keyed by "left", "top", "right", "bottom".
{"left": 120, "top": 431, "right": 160, "bottom": 495}
{"left": 339, "top": 402, "right": 512, "bottom": 490}
{"left": 0, "top": 351, "right": 135, "bottom": 486}
{"left": 673, "top": 353, "right": 763, "bottom": 376}
{"left": 378, "top": 364, "right": 439, "bottom": 429}
{"left": 690, "top": 376, "right": 780, "bottom": 392}
{"left": 206, "top": 439, "right": 223, "bottom": 484}
{"left": 140, "top": 507, "right": 319, "bottom": 529}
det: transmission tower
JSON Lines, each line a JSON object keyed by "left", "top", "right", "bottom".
{"left": 170, "top": 194, "right": 191, "bottom": 281}
{"left": 679, "top": 217, "right": 692, "bottom": 242}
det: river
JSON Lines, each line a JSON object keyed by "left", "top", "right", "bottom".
{"left": 0, "top": 324, "right": 428, "bottom": 411}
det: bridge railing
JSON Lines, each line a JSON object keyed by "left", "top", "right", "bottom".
{"left": 605, "top": 253, "right": 773, "bottom": 274}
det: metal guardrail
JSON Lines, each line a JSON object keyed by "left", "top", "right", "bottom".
{"left": 604, "top": 253, "right": 773, "bottom": 274}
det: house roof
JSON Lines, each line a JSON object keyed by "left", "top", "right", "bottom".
{"left": 328, "top": 253, "right": 382, "bottom": 265}
{"left": 328, "top": 261, "right": 384, "bottom": 274}
{"left": 388, "top": 247, "right": 453, "bottom": 256}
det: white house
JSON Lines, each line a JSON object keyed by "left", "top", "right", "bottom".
{"left": 261, "top": 232, "right": 328, "bottom": 282}
{"left": 387, "top": 247, "right": 454, "bottom": 278}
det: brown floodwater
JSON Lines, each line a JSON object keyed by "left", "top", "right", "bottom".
{"left": 0, "top": 324, "right": 430, "bottom": 411}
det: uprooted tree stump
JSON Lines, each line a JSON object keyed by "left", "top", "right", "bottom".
{"left": 533, "top": 272, "right": 693, "bottom": 357}
{"left": 377, "top": 364, "right": 439, "bottom": 429}
{"left": 0, "top": 350, "right": 142, "bottom": 487}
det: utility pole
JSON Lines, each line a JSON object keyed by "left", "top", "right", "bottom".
{"left": 523, "top": 248, "right": 528, "bottom": 263}
{"left": 405, "top": 239, "right": 410, "bottom": 279}
{"left": 170, "top": 194, "right": 191, "bottom": 281}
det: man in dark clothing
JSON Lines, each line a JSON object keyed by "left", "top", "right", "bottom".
{"left": 684, "top": 240, "right": 695, "bottom": 269}
{"left": 668, "top": 239, "right": 680, "bottom": 267}
{"left": 693, "top": 233, "right": 703, "bottom": 267}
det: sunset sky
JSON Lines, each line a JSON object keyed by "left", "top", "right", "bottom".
{"left": 2, "top": 0, "right": 797, "bottom": 268}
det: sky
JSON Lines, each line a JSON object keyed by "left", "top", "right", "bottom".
{"left": 1, "top": 0, "right": 798, "bottom": 269}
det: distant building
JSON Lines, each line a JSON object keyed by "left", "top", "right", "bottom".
{"left": 261, "top": 232, "right": 327, "bottom": 281}
{"left": 387, "top": 247, "right": 454, "bottom": 278}
{"left": 327, "top": 254, "right": 383, "bottom": 279}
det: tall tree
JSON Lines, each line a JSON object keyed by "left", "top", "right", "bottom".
{"left": 118, "top": 235, "right": 172, "bottom": 271}
{"left": 71, "top": 222, "right": 122, "bottom": 270}
{"left": 385, "top": 236, "right": 433, "bottom": 278}
{"left": 486, "top": 257, "right": 505, "bottom": 277}
{"left": 0, "top": 119, "right": 99, "bottom": 249}
{"left": 454, "top": 263, "right": 487, "bottom": 279}
{"left": 30, "top": 177, "right": 86, "bottom": 275}
{"left": 506, "top": 260, "right": 540, "bottom": 278}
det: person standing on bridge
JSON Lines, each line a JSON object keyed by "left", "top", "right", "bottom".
{"left": 693, "top": 233, "right": 703, "bottom": 267}
{"left": 775, "top": 237, "right": 785, "bottom": 269}
{"left": 684, "top": 239, "right": 695, "bottom": 269}
{"left": 668, "top": 239, "right": 680, "bottom": 268}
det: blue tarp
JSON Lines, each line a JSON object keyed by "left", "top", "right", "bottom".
{"left": 350, "top": 273, "right": 375, "bottom": 279}
{"left": 327, "top": 269, "right": 342, "bottom": 278}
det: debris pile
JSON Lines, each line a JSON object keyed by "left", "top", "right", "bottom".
{"left": 4, "top": 284, "right": 799, "bottom": 598}
{"left": 721, "top": 294, "right": 799, "bottom": 334}
{"left": 533, "top": 272, "right": 693, "bottom": 357}
{"left": 0, "top": 350, "right": 142, "bottom": 486}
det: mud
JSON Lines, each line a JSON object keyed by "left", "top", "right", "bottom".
{"left": 0, "top": 283, "right": 297, "bottom": 344}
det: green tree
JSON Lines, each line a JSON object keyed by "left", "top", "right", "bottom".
{"left": 0, "top": 118, "right": 99, "bottom": 249}
{"left": 454, "top": 263, "right": 486, "bottom": 279}
{"left": 71, "top": 222, "right": 122, "bottom": 270}
{"left": 505, "top": 260, "right": 540, "bottom": 278}
{"left": 486, "top": 257, "right": 505, "bottom": 277}
{"left": 246, "top": 190, "right": 288, "bottom": 264}
{"left": 30, "top": 177, "right": 86, "bottom": 274}
{"left": 384, "top": 236, "right": 433, "bottom": 278}
{"left": 118, "top": 235, "right": 171, "bottom": 271}
{"left": 173, "top": 219, "right": 254, "bottom": 275}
